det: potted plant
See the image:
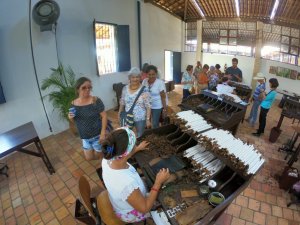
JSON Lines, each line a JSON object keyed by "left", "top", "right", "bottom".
{"left": 41, "top": 62, "right": 77, "bottom": 133}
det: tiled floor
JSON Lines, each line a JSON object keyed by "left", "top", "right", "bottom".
{"left": 0, "top": 85, "right": 300, "bottom": 225}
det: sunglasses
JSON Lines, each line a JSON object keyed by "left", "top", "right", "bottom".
{"left": 80, "top": 86, "right": 93, "bottom": 90}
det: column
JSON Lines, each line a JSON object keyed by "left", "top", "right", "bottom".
{"left": 196, "top": 20, "right": 203, "bottom": 63}
{"left": 251, "top": 21, "right": 263, "bottom": 90}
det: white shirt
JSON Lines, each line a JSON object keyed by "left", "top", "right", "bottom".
{"left": 216, "top": 83, "right": 235, "bottom": 94}
{"left": 142, "top": 78, "right": 168, "bottom": 109}
{"left": 102, "top": 159, "right": 147, "bottom": 217}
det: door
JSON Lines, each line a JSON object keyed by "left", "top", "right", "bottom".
{"left": 164, "top": 51, "right": 181, "bottom": 83}
{"left": 172, "top": 51, "right": 181, "bottom": 84}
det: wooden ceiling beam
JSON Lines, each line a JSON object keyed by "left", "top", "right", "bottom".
{"left": 184, "top": 0, "right": 189, "bottom": 21}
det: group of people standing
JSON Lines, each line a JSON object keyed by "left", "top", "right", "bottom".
{"left": 181, "top": 58, "right": 243, "bottom": 100}
{"left": 181, "top": 57, "right": 279, "bottom": 138}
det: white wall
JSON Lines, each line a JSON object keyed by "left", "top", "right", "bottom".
{"left": 0, "top": 0, "right": 182, "bottom": 138}
{"left": 181, "top": 52, "right": 197, "bottom": 71}
{"left": 141, "top": 3, "right": 182, "bottom": 79}
{"left": 260, "top": 59, "right": 300, "bottom": 95}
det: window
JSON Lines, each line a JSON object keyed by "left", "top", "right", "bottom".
{"left": 185, "top": 22, "right": 197, "bottom": 52}
{"left": 93, "top": 21, "right": 131, "bottom": 75}
{"left": 262, "top": 24, "right": 300, "bottom": 65}
{"left": 202, "top": 21, "right": 255, "bottom": 57}
{"left": 94, "top": 23, "right": 117, "bottom": 75}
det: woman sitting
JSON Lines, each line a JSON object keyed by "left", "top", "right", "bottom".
{"left": 101, "top": 127, "right": 170, "bottom": 223}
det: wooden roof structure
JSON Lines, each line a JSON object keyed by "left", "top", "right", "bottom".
{"left": 145, "top": 0, "right": 300, "bottom": 29}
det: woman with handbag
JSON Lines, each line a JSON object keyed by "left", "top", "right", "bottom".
{"left": 181, "top": 65, "right": 194, "bottom": 100}
{"left": 119, "top": 67, "right": 151, "bottom": 138}
{"left": 246, "top": 73, "right": 266, "bottom": 127}
{"left": 252, "top": 78, "right": 279, "bottom": 137}
{"left": 142, "top": 65, "right": 168, "bottom": 129}
{"left": 68, "top": 77, "right": 108, "bottom": 161}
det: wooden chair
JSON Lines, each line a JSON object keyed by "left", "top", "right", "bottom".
{"left": 78, "top": 176, "right": 101, "bottom": 225}
{"left": 96, "top": 190, "right": 147, "bottom": 225}
{"left": 96, "top": 190, "right": 125, "bottom": 225}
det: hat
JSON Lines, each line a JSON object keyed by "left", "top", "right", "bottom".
{"left": 128, "top": 67, "right": 141, "bottom": 76}
{"left": 253, "top": 72, "right": 265, "bottom": 80}
{"left": 210, "top": 65, "right": 215, "bottom": 71}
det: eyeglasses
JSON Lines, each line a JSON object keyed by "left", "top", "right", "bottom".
{"left": 80, "top": 86, "right": 92, "bottom": 90}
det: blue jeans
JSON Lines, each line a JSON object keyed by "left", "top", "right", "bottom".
{"left": 151, "top": 108, "right": 163, "bottom": 129}
{"left": 248, "top": 100, "right": 261, "bottom": 125}
{"left": 182, "top": 89, "right": 190, "bottom": 101}
{"left": 82, "top": 135, "right": 101, "bottom": 152}
{"left": 135, "top": 120, "right": 146, "bottom": 138}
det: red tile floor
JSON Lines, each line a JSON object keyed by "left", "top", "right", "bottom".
{"left": 0, "top": 85, "right": 300, "bottom": 225}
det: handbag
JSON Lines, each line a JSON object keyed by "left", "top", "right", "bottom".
{"left": 120, "top": 86, "right": 145, "bottom": 129}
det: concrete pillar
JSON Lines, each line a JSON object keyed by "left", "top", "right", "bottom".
{"left": 196, "top": 20, "right": 203, "bottom": 63}
{"left": 251, "top": 21, "right": 263, "bottom": 90}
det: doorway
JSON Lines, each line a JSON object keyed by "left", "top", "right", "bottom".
{"left": 164, "top": 50, "right": 182, "bottom": 83}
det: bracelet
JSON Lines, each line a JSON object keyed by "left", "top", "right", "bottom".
{"left": 151, "top": 187, "right": 159, "bottom": 192}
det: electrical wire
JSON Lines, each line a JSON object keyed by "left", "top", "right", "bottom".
{"left": 29, "top": 0, "right": 53, "bottom": 132}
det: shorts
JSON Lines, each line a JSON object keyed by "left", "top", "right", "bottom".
{"left": 82, "top": 136, "right": 102, "bottom": 152}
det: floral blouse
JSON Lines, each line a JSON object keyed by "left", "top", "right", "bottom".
{"left": 120, "top": 85, "right": 151, "bottom": 122}
{"left": 181, "top": 71, "right": 194, "bottom": 89}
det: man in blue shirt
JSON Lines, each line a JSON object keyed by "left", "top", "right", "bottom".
{"left": 225, "top": 58, "right": 243, "bottom": 82}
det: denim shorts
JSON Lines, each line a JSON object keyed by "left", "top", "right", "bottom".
{"left": 82, "top": 135, "right": 102, "bottom": 152}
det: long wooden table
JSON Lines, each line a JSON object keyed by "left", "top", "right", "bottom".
{"left": 0, "top": 122, "right": 55, "bottom": 175}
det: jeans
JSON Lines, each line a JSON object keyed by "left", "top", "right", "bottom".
{"left": 151, "top": 108, "right": 163, "bottom": 129}
{"left": 258, "top": 107, "right": 269, "bottom": 134}
{"left": 182, "top": 89, "right": 190, "bottom": 101}
{"left": 135, "top": 120, "right": 146, "bottom": 138}
{"left": 82, "top": 135, "right": 101, "bottom": 152}
{"left": 248, "top": 100, "right": 261, "bottom": 125}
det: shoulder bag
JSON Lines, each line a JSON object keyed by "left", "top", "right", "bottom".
{"left": 120, "top": 86, "right": 145, "bottom": 129}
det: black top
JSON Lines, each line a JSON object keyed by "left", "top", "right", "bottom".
{"left": 72, "top": 97, "right": 105, "bottom": 139}
{"left": 225, "top": 66, "right": 243, "bottom": 82}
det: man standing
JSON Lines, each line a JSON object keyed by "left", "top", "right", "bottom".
{"left": 225, "top": 58, "right": 243, "bottom": 82}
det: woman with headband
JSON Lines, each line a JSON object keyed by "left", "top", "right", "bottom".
{"left": 101, "top": 127, "right": 170, "bottom": 223}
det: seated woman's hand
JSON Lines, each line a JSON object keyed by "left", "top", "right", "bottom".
{"left": 135, "top": 141, "right": 149, "bottom": 152}
{"left": 155, "top": 168, "right": 170, "bottom": 186}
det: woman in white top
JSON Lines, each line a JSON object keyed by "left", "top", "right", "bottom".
{"left": 142, "top": 65, "right": 168, "bottom": 128}
{"left": 101, "top": 127, "right": 170, "bottom": 223}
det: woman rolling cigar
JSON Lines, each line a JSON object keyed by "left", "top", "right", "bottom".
{"left": 101, "top": 127, "right": 170, "bottom": 223}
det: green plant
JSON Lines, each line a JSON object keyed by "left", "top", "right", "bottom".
{"left": 41, "top": 62, "right": 77, "bottom": 121}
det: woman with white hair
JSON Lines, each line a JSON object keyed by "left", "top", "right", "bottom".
{"left": 119, "top": 67, "right": 151, "bottom": 138}
{"left": 142, "top": 65, "right": 168, "bottom": 129}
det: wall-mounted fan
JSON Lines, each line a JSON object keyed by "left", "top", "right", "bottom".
{"left": 32, "top": 0, "right": 60, "bottom": 32}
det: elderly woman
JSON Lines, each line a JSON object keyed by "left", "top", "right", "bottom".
{"left": 119, "top": 67, "right": 151, "bottom": 138}
{"left": 68, "top": 77, "right": 107, "bottom": 161}
{"left": 181, "top": 65, "right": 194, "bottom": 100}
{"left": 142, "top": 65, "right": 168, "bottom": 129}
{"left": 102, "top": 127, "right": 170, "bottom": 223}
